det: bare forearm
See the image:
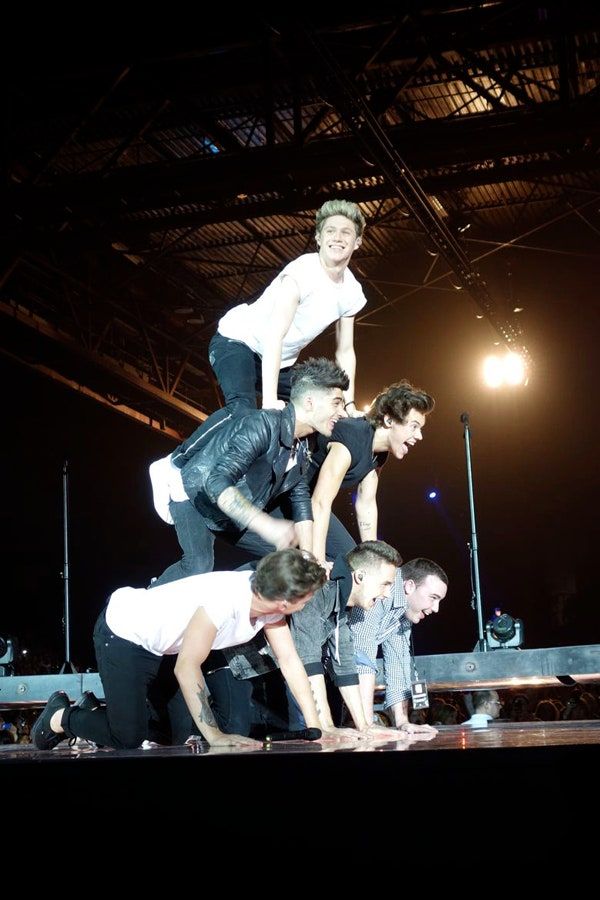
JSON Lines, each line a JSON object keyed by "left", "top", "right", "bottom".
{"left": 218, "top": 486, "right": 294, "bottom": 550}
{"left": 336, "top": 347, "right": 356, "bottom": 405}
{"left": 294, "top": 519, "right": 313, "bottom": 553}
{"left": 354, "top": 498, "right": 378, "bottom": 542}
{"left": 176, "top": 663, "right": 223, "bottom": 743}
{"left": 308, "top": 674, "right": 335, "bottom": 729}
{"left": 358, "top": 672, "right": 376, "bottom": 725}
{"left": 388, "top": 699, "right": 409, "bottom": 726}
{"left": 217, "top": 486, "right": 261, "bottom": 530}
{"left": 279, "top": 657, "right": 321, "bottom": 729}
{"left": 311, "top": 497, "right": 332, "bottom": 563}
{"left": 339, "top": 684, "right": 370, "bottom": 731}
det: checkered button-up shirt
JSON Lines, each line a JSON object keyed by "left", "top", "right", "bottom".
{"left": 347, "top": 570, "right": 412, "bottom": 707}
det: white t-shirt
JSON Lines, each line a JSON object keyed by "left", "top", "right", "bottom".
{"left": 217, "top": 253, "right": 366, "bottom": 367}
{"left": 148, "top": 453, "right": 188, "bottom": 524}
{"left": 105, "top": 570, "right": 283, "bottom": 656}
{"left": 462, "top": 713, "right": 493, "bottom": 727}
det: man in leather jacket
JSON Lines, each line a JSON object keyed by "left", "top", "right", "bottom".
{"left": 149, "top": 357, "right": 348, "bottom": 586}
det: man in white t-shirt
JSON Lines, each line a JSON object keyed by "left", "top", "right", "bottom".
{"left": 31, "top": 550, "right": 327, "bottom": 751}
{"left": 209, "top": 198, "right": 367, "bottom": 416}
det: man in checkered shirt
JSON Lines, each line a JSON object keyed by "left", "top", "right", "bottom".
{"left": 348, "top": 558, "right": 448, "bottom": 731}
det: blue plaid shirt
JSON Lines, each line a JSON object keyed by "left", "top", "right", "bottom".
{"left": 347, "top": 570, "right": 412, "bottom": 707}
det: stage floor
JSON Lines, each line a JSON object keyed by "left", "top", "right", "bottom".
{"left": 2, "top": 718, "right": 599, "bottom": 762}
{"left": 4, "top": 720, "right": 599, "bottom": 854}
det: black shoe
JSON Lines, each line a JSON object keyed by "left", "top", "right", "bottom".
{"left": 31, "top": 691, "right": 71, "bottom": 750}
{"left": 76, "top": 691, "right": 102, "bottom": 712}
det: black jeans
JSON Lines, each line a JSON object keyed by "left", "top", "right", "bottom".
{"left": 62, "top": 613, "right": 194, "bottom": 749}
{"left": 209, "top": 331, "right": 293, "bottom": 413}
{"left": 324, "top": 513, "right": 356, "bottom": 561}
{"left": 150, "top": 499, "right": 276, "bottom": 586}
{"left": 204, "top": 656, "right": 289, "bottom": 737}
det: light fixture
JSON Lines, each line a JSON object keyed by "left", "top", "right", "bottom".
{"left": 483, "top": 352, "right": 526, "bottom": 387}
{"left": 448, "top": 211, "right": 472, "bottom": 234}
{"left": 486, "top": 613, "right": 524, "bottom": 649}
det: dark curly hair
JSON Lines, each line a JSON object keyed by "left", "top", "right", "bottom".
{"left": 365, "top": 381, "right": 434, "bottom": 428}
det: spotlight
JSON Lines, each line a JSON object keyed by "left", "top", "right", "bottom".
{"left": 427, "top": 490, "right": 438, "bottom": 500}
{"left": 503, "top": 352, "right": 526, "bottom": 386}
{"left": 483, "top": 356, "right": 503, "bottom": 388}
{"left": 483, "top": 352, "right": 526, "bottom": 387}
{"left": 486, "top": 613, "right": 524, "bottom": 649}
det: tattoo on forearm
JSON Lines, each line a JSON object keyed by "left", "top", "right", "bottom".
{"left": 196, "top": 684, "right": 218, "bottom": 728}
{"left": 310, "top": 686, "right": 323, "bottom": 717}
{"left": 218, "top": 487, "right": 259, "bottom": 530}
{"left": 358, "top": 520, "right": 372, "bottom": 529}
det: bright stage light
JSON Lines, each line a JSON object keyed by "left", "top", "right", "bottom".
{"left": 427, "top": 490, "right": 438, "bottom": 500}
{"left": 483, "top": 352, "right": 527, "bottom": 388}
{"left": 504, "top": 352, "right": 526, "bottom": 385}
{"left": 483, "top": 356, "right": 504, "bottom": 388}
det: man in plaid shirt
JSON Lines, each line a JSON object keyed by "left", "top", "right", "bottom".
{"left": 348, "top": 558, "right": 448, "bottom": 731}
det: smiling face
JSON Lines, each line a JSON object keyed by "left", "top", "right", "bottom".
{"left": 316, "top": 214, "right": 362, "bottom": 267}
{"left": 347, "top": 560, "right": 397, "bottom": 611}
{"left": 303, "top": 386, "right": 346, "bottom": 436}
{"left": 384, "top": 408, "right": 427, "bottom": 460}
{"left": 404, "top": 574, "right": 447, "bottom": 624}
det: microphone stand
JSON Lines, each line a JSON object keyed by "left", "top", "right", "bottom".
{"left": 59, "top": 460, "right": 77, "bottom": 674}
{"left": 460, "top": 413, "right": 488, "bottom": 652}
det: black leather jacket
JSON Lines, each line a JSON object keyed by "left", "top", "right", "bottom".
{"left": 173, "top": 405, "right": 313, "bottom": 531}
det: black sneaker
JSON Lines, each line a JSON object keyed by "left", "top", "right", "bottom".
{"left": 76, "top": 691, "right": 102, "bottom": 712}
{"left": 31, "top": 691, "right": 71, "bottom": 750}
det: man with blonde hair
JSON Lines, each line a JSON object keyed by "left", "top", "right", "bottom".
{"left": 208, "top": 198, "right": 367, "bottom": 414}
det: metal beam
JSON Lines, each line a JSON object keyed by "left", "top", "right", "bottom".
{"left": 2, "top": 644, "right": 598, "bottom": 707}
{"left": 300, "top": 24, "right": 531, "bottom": 361}
{"left": 375, "top": 644, "right": 600, "bottom": 692}
{"left": 6, "top": 100, "right": 599, "bottom": 231}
